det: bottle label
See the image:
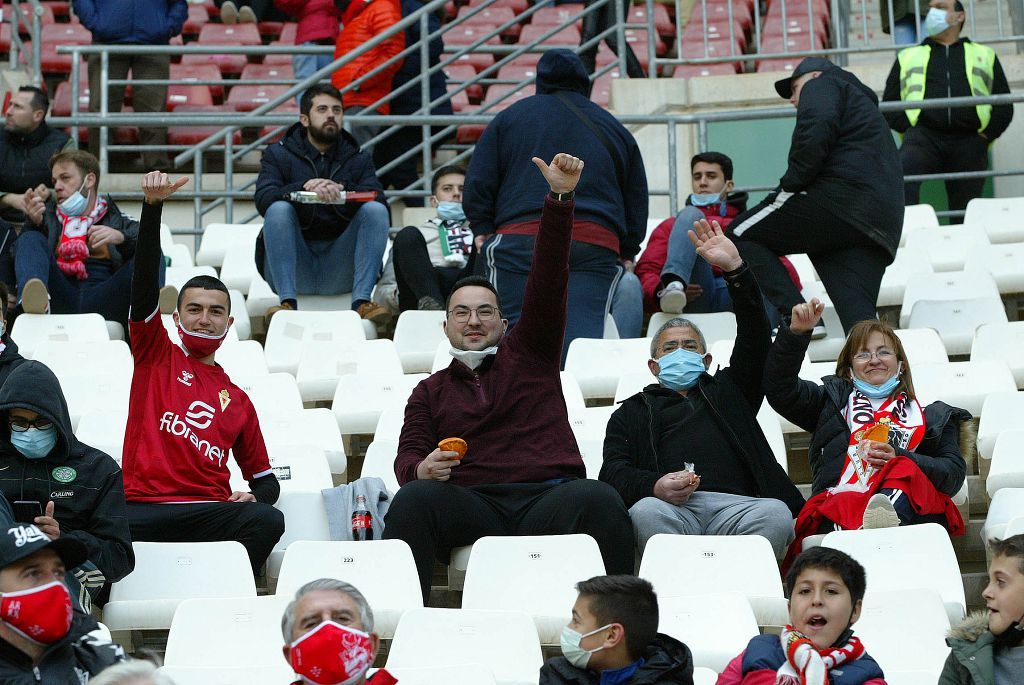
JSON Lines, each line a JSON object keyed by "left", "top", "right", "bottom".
{"left": 352, "top": 516, "right": 372, "bottom": 529}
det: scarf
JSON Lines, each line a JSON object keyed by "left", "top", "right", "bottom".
{"left": 433, "top": 218, "right": 473, "bottom": 267}
{"left": 56, "top": 195, "right": 108, "bottom": 280}
{"left": 777, "top": 625, "right": 865, "bottom": 685}
{"left": 831, "top": 389, "right": 924, "bottom": 495}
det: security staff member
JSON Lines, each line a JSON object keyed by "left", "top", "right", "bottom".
{"left": 882, "top": 0, "right": 1013, "bottom": 212}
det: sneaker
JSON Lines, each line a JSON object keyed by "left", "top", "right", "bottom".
{"left": 21, "top": 278, "right": 49, "bottom": 315}
{"left": 417, "top": 295, "right": 444, "bottom": 311}
{"left": 658, "top": 281, "right": 687, "bottom": 314}
{"left": 220, "top": 0, "right": 238, "bottom": 24}
{"left": 862, "top": 493, "right": 900, "bottom": 529}
{"left": 238, "top": 5, "right": 257, "bottom": 22}
{"left": 357, "top": 301, "right": 391, "bottom": 324}
{"left": 264, "top": 301, "right": 294, "bottom": 328}
{"left": 159, "top": 285, "right": 178, "bottom": 315}
{"left": 810, "top": 324, "right": 827, "bottom": 340}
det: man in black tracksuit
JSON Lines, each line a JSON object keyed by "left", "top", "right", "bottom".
{"left": 729, "top": 58, "right": 903, "bottom": 336}
{"left": 882, "top": 0, "right": 1013, "bottom": 212}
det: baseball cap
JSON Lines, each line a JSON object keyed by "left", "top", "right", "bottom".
{"left": 774, "top": 57, "right": 835, "bottom": 99}
{"left": 0, "top": 523, "right": 87, "bottom": 570}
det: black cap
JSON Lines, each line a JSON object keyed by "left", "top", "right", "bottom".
{"left": 774, "top": 57, "right": 835, "bottom": 99}
{"left": 0, "top": 523, "right": 87, "bottom": 570}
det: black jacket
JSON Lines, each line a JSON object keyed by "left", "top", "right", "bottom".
{"left": 0, "top": 123, "right": 72, "bottom": 225}
{"left": 539, "top": 634, "right": 694, "bottom": 685}
{"left": 764, "top": 324, "right": 970, "bottom": 497}
{"left": 0, "top": 338, "right": 26, "bottom": 389}
{"left": 390, "top": 0, "right": 453, "bottom": 116}
{"left": 780, "top": 65, "right": 904, "bottom": 260}
{"left": 0, "top": 362, "right": 134, "bottom": 584}
{"left": 0, "top": 609, "right": 125, "bottom": 683}
{"left": 27, "top": 196, "right": 138, "bottom": 271}
{"left": 599, "top": 264, "right": 805, "bottom": 515}
{"left": 882, "top": 38, "right": 1013, "bottom": 139}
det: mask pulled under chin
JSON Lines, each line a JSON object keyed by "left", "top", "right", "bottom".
{"left": 177, "top": 323, "right": 228, "bottom": 358}
{"left": 449, "top": 345, "right": 498, "bottom": 370}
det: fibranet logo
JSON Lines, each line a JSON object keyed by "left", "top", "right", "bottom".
{"left": 159, "top": 400, "right": 226, "bottom": 466}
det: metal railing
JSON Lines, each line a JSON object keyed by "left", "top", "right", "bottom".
{"left": 5, "top": 0, "right": 43, "bottom": 83}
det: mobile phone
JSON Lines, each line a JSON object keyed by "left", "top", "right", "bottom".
{"left": 12, "top": 500, "right": 42, "bottom": 523}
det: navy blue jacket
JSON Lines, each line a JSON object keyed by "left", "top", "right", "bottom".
{"left": 74, "top": 0, "right": 187, "bottom": 45}
{"left": 391, "top": 0, "right": 453, "bottom": 116}
{"left": 463, "top": 49, "right": 648, "bottom": 259}
{"left": 741, "top": 634, "right": 884, "bottom": 685}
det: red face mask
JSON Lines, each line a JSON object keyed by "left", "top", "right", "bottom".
{"left": 289, "top": 620, "right": 374, "bottom": 685}
{"left": 177, "top": 323, "right": 227, "bottom": 358}
{"left": 0, "top": 580, "right": 73, "bottom": 645}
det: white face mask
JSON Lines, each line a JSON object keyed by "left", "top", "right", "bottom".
{"left": 925, "top": 6, "right": 951, "bottom": 36}
{"left": 449, "top": 345, "right": 499, "bottom": 370}
{"left": 58, "top": 178, "right": 90, "bottom": 216}
{"left": 559, "top": 624, "right": 612, "bottom": 669}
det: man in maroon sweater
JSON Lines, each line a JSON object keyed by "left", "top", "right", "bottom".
{"left": 383, "top": 154, "right": 634, "bottom": 600}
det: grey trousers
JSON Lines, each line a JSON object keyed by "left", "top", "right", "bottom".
{"left": 629, "top": 491, "right": 795, "bottom": 559}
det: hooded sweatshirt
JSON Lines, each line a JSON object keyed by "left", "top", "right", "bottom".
{"left": 463, "top": 49, "right": 648, "bottom": 259}
{"left": 0, "top": 610, "right": 125, "bottom": 684}
{"left": 0, "top": 362, "right": 134, "bottom": 584}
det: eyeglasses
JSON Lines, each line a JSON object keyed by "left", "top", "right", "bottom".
{"left": 852, "top": 349, "right": 896, "bottom": 363}
{"left": 448, "top": 305, "right": 500, "bottom": 323}
{"left": 9, "top": 417, "right": 53, "bottom": 432}
{"left": 660, "top": 340, "right": 702, "bottom": 355}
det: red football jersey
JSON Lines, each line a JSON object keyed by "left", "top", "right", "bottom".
{"left": 122, "top": 309, "right": 272, "bottom": 503}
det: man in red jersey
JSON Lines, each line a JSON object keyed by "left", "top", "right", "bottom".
{"left": 120, "top": 171, "right": 284, "bottom": 575}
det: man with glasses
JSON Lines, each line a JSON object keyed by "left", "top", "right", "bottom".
{"left": 384, "top": 154, "right": 635, "bottom": 602}
{"left": 600, "top": 220, "right": 803, "bottom": 559}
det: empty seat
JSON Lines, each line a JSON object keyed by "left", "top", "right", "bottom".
{"left": 393, "top": 310, "right": 448, "bottom": 373}
{"left": 983, "top": 488, "right": 1024, "bottom": 542}
{"left": 166, "top": 84, "right": 214, "bottom": 111}
{"left": 60, "top": 373, "right": 131, "bottom": 429}
{"left": 240, "top": 63, "right": 295, "bottom": 81}
{"left": 901, "top": 203, "right": 940, "bottom": 244}
{"left": 972, "top": 321, "right": 1024, "bottom": 388}
{"left": 296, "top": 338, "right": 404, "bottom": 402}
{"left": 195, "top": 222, "right": 262, "bottom": 268}
{"left": 158, "top": 665, "right": 292, "bottom": 685}
{"left": 385, "top": 665, "right": 497, "bottom": 685}
{"left": 181, "top": 44, "right": 249, "bottom": 75}
{"left": 226, "top": 84, "right": 289, "bottom": 112}
{"left": 12, "top": 313, "right": 111, "bottom": 358}
{"left": 988, "top": 429, "right": 1024, "bottom": 497}
{"left": 261, "top": 408, "right": 346, "bottom": 476}
{"left": 854, "top": 589, "right": 950, "bottom": 677}
{"left": 878, "top": 248, "right": 934, "bottom": 307}
{"left": 265, "top": 490, "right": 332, "bottom": 582}
{"left": 361, "top": 439, "right": 401, "bottom": 495}
{"left": 518, "top": 24, "right": 580, "bottom": 45}
{"left": 906, "top": 224, "right": 989, "bottom": 272}
{"left": 964, "top": 196, "right": 1024, "bottom": 244}
{"left": 645, "top": 311, "right": 738, "bottom": 345}
{"left": 976, "top": 391, "right": 1024, "bottom": 460}
{"left": 374, "top": 406, "right": 405, "bottom": 442}
{"left": 658, "top": 593, "right": 759, "bottom": 672}
{"left": 907, "top": 298, "right": 1008, "bottom": 356}
{"left": 964, "top": 242, "right": 1024, "bottom": 294}
{"left": 899, "top": 271, "right": 1000, "bottom": 329}
{"left": 164, "top": 595, "right": 290, "bottom": 668}
{"left": 332, "top": 373, "right": 427, "bottom": 435}
{"left": 167, "top": 104, "right": 243, "bottom": 146}
{"left": 532, "top": 4, "right": 584, "bottom": 26}
{"left": 198, "top": 23, "right": 262, "bottom": 45}
{"left": 264, "top": 311, "right": 366, "bottom": 374}
{"left": 231, "top": 442, "right": 332, "bottom": 494}
{"left": 235, "top": 373, "right": 304, "bottom": 415}
{"left": 170, "top": 62, "right": 223, "bottom": 96}
{"left": 75, "top": 410, "right": 127, "bottom": 464}
{"left": 565, "top": 337, "right": 652, "bottom": 399}
{"left": 894, "top": 328, "right": 948, "bottom": 365}
{"left": 33, "top": 339, "right": 132, "bottom": 380}
{"left": 462, "top": 534, "right": 606, "bottom": 643}
{"left": 216, "top": 340, "right": 269, "bottom": 379}
{"left": 912, "top": 360, "right": 1016, "bottom": 414}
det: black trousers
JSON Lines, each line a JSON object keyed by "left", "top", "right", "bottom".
{"left": 900, "top": 126, "right": 990, "bottom": 212}
{"left": 392, "top": 226, "right": 472, "bottom": 311}
{"left": 382, "top": 479, "right": 636, "bottom": 601}
{"left": 126, "top": 501, "right": 285, "bottom": 576}
{"left": 579, "top": 0, "right": 645, "bottom": 78}
{"left": 730, "top": 192, "right": 892, "bottom": 333}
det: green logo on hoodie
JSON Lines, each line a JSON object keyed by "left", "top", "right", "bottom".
{"left": 52, "top": 467, "right": 76, "bottom": 483}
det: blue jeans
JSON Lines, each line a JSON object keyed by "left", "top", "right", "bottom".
{"left": 610, "top": 269, "right": 643, "bottom": 338}
{"left": 892, "top": 15, "right": 924, "bottom": 45}
{"left": 293, "top": 47, "right": 334, "bottom": 105}
{"left": 261, "top": 200, "right": 389, "bottom": 307}
{"left": 663, "top": 207, "right": 732, "bottom": 314}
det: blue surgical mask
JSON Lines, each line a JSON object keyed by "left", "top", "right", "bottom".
{"left": 436, "top": 201, "right": 466, "bottom": 223}
{"left": 10, "top": 426, "right": 58, "bottom": 460}
{"left": 852, "top": 364, "right": 902, "bottom": 399}
{"left": 925, "top": 7, "right": 950, "bottom": 36}
{"left": 58, "top": 179, "right": 90, "bottom": 216}
{"left": 656, "top": 348, "right": 707, "bottom": 391}
{"left": 559, "top": 624, "right": 611, "bottom": 669}
{"left": 690, "top": 192, "right": 724, "bottom": 207}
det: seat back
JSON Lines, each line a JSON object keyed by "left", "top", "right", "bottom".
{"left": 165, "top": 595, "right": 291, "bottom": 667}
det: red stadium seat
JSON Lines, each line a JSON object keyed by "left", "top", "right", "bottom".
{"left": 755, "top": 56, "right": 802, "bottom": 73}
{"left": 590, "top": 68, "right": 621, "bottom": 108}
{"left": 443, "top": 51, "right": 494, "bottom": 73}
{"left": 181, "top": 44, "right": 249, "bottom": 76}
{"left": 170, "top": 63, "right": 224, "bottom": 100}
{"left": 258, "top": 21, "right": 285, "bottom": 38}
{"left": 43, "top": 1, "right": 70, "bottom": 19}
{"left": 12, "top": 3, "right": 56, "bottom": 32}
{"left": 444, "top": 63, "right": 483, "bottom": 101}
{"left": 167, "top": 84, "right": 214, "bottom": 111}
{"left": 766, "top": 0, "right": 830, "bottom": 16}
{"left": 481, "top": 83, "right": 534, "bottom": 110}
{"left": 446, "top": 84, "right": 471, "bottom": 112}
{"left": 241, "top": 63, "right": 295, "bottom": 81}
{"left": 682, "top": 18, "right": 747, "bottom": 43}
{"left": 762, "top": 13, "right": 829, "bottom": 39}
{"left": 51, "top": 76, "right": 90, "bottom": 117}
{"left": 263, "top": 40, "right": 297, "bottom": 65}
{"left": 456, "top": 5, "right": 519, "bottom": 37}
{"left": 226, "top": 84, "right": 289, "bottom": 112}
{"left": 689, "top": 0, "right": 754, "bottom": 31}
{"left": 673, "top": 62, "right": 740, "bottom": 78}
{"left": 467, "top": 0, "right": 528, "bottom": 14}
{"left": 444, "top": 24, "right": 503, "bottom": 46}
{"left": 532, "top": 4, "right": 584, "bottom": 28}
{"left": 680, "top": 35, "right": 744, "bottom": 60}
{"left": 624, "top": 28, "right": 667, "bottom": 58}
{"left": 167, "top": 104, "right": 242, "bottom": 146}
{"left": 37, "top": 24, "right": 91, "bottom": 74}
{"left": 259, "top": 100, "right": 300, "bottom": 142}
{"left": 197, "top": 23, "right": 262, "bottom": 46}
{"left": 517, "top": 24, "right": 580, "bottom": 46}
{"left": 0, "top": 24, "right": 10, "bottom": 53}
{"left": 627, "top": 4, "right": 674, "bottom": 37}
{"left": 496, "top": 62, "right": 537, "bottom": 82}
{"left": 183, "top": 3, "right": 209, "bottom": 34}
{"left": 758, "top": 31, "right": 828, "bottom": 56}
{"left": 278, "top": 23, "right": 298, "bottom": 44}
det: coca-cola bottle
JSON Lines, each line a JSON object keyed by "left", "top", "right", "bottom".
{"left": 351, "top": 494, "right": 373, "bottom": 541}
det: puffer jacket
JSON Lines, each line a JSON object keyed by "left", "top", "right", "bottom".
{"left": 939, "top": 612, "right": 995, "bottom": 685}
{"left": 73, "top": 0, "right": 187, "bottom": 45}
{"left": 274, "top": 0, "right": 341, "bottom": 44}
{"left": 0, "top": 611, "right": 125, "bottom": 684}
{"left": 28, "top": 195, "right": 139, "bottom": 270}
{"left": 539, "top": 634, "right": 694, "bottom": 684}
{"left": 331, "top": 0, "right": 405, "bottom": 112}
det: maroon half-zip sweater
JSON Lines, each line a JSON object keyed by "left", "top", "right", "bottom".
{"left": 395, "top": 195, "right": 586, "bottom": 486}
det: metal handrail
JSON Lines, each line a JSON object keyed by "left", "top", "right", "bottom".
{"left": 7, "top": 0, "right": 43, "bottom": 83}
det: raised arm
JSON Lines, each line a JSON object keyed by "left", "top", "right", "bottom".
{"left": 130, "top": 172, "right": 188, "bottom": 321}
{"left": 763, "top": 300, "right": 830, "bottom": 431}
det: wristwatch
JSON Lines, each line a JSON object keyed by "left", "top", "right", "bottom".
{"left": 549, "top": 190, "right": 575, "bottom": 202}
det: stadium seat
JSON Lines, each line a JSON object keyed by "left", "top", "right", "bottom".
{"left": 432, "top": 339, "right": 456, "bottom": 372}
{"left": 163, "top": 242, "right": 194, "bottom": 268}
{"left": 103, "top": 541, "right": 256, "bottom": 632}
{"left": 964, "top": 242, "right": 1024, "bottom": 295}
{"left": 639, "top": 534, "right": 789, "bottom": 628}
{"left": 564, "top": 337, "right": 652, "bottom": 399}
{"left": 912, "top": 360, "right": 1016, "bottom": 415}
{"left": 170, "top": 62, "right": 224, "bottom": 100}
{"left": 456, "top": 5, "right": 518, "bottom": 36}
{"left": 532, "top": 4, "right": 584, "bottom": 27}
{"left": 560, "top": 371, "right": 587, "bottom": 412}
{"left": 987, "top": 429, "right": 1024, "bottom": 497}
{"left": 199, "top": 23, "right": 262, "bottom": 45}
{"left": 443, "top": 50, "right": 495, "bottom": 74}
{"left": 971, "top": 322, "right": 1024, "bottom": 388}
{"left": 226, "top": 84, "right": 289, "bottom": 112}
{"left": 1006, "top": 516, "right": 1024, "bottom": 538}
{"left": 465, "top": 0, "right": 530, "bottom": 14}
{"left": 983, "top": 488, "right": 1024, "bottom": 542}
{"left": 658, "top": 593, "right": 759, "bottom": 672}
{"left": 567, "top": 406, "right": 615, "bottom": 478}
{"left": 331, "top": 373, "right": 427, "bottom": 435}
{"left": 645, "top": 311, "right": 737, "bottom": 344}
{"left": 444, "top": 23, "right": 503, "bottom": 47}
{"left": 33, "top": 339, "right": 132, "bottom": 380}
{"left": 589, "top": 68, "right": 621, "bottom": 108}
{"left": 58, "top": 373, "right": 131, "bottom": 430}
{"left": 878, "top": 249, "right": 934, "bottom": 307}
{"left": 167, "top": 104, "right": 242, "bottom": 147}
{"left": 518, "top": 23, "right": 580, "bottom": 46}
{"left": 216, "top": 339, "right": 269, "bottom": 379}
{"left": 12, "top": 313, "right": 111, "bottom": 358}
{"left": 907, "top": 298, "right": 1009, "bottom": 356}
{"left": 385, "top": 665, "right": 497, "bottom": 685}
{"left": 976, "top": 391, "right": 1024, "bottom": 460}
{"left": 757, "top": 405, "right": 789, "bottom": 471}
{"left": 906, "top": 224, "right": 989, "bottom": 272}
{"left": 444, "top": 62, "right": 484, "bottom": 101}
{"left": 261, "top": 408, "right": 346, "bottom": 476}
{"left": 235, "top": 373, "right": 304, "bottom": 415}
{"left": 628, "top": 4, "right": 675, "bottom": 36}
{"left": 387, "top": 607, "right": 543, "bottom": 685}
{"left": 164, "top": 595, "right": 290, "bottom": 668}
{"left": 181, "top": 43, "right": 249, "bottom": 76}
{"left": 296, "top": 338, "right": 404, "bottom": 402}
{"left": 263, "top": 443, "right": 333, "bottom": 493}
{"left": 614, "top": 370, "right": 653, "bottom": 404}
{"left": 690, "top": 1, "right": 754, "bottom": 32}
{"left": 692, "top": 667, "right": 718, "bottom": 685}
{"left": 75, "top": 410, "right": 127, "bottom": 464}
{"left": 461, "top": 534, "right": 606, "bottom": 643}
{"left": 361, "top": 439, "right": 401, "bottom": 495}
{"left": 854, "top": 589, "right": 950, "bottom": 677}
{"left": 964, "top": 196, "right": 1024, "bottom": 244}
{"left": 264, "top": 310, "right": 366, "bottom": 375}
{"left": 901, "top": 272, "right": 1001, "bottom": 329}
{"left": 240, "top": 63, "right": 295, "bottom": 82}
{"left": 265, "top": 490, "right": 332, "bottom": 583}
{"left": 158, "top": 666, "right": 291, "bottom": 685}
{"left": 893, "top": 328, "right": 949, "bottom": 365}
{"left": 51, "top": 74, "right": 90, "bottom": 117}
{"left": 166, "top": 84, "right": 214, "bottom": 111}
{"left": 901, "top": 203, "right": 940, "bottom": 246}
{"left": 276, "top": 540, "right": 423, "bottom": 638}
{"left": 822, "top": 523, "right": 966, "bottom": 623}
{"left": 393, "top": 310, "right": 447, "bottom": 373}
{"left": 39, "top": 23, "right": 91, "bottom": 73}
{"left": 374, "top": 406, "right": 405, "bottom": 443}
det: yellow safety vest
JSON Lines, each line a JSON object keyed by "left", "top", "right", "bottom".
{"left": 897, "top": 42, "right": 996, "bottom": 131}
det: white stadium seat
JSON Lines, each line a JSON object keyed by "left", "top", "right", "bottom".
{"left": 1006, "top": 516, "right": 1024, "bottom": 538}
{"left": 900, "top": 271, "right": 1000, "bottom": 329}
{"left": 692, "top": 667, "right": 719, "bottom": 685}
{"left": 854, "top": 589, "right": 950, "bottom": 677}
{"left": 657, "top": 593, "right": 759, "bottom": 672}
{"left": 229, "top": 443, "right": 332, "bottom": 494}
{"left": 12, "top": 313, "right": 111, "bottom": 358}
{"left": 164, "top": 265, "right": 218, "bottom": 291}
{"left": 756, "top": 405, "right": 788, "bottom": 472}
{"left": 912, "top": 360, "right": 1017, "bottom": 414}
{"left": 972, "top": 321, "right": 1024, "bottom": 388}
{"left": 158, "top": 665, "right": 291, "bottom": 685}
{"left": 560, "top": 371, "right": 587, "bottom": 412}
{"left": 163, "top": 242, "right": 194, "bottom": 268}
{"left": 266, "top": 491, "right": 332, "bottom": 583}
{"left": 75, "top": 410, "right": 128, "bottom": 464}
{"left": 33, "top": 339, "right": 132, "bottom": 379}
{"left": 195, "top": 222, "right": 262, "bottom": 268}
{"left": 164, "top": 595, "right": 290, "bottom": 668}
{"left": 393, "top": 310, "right": 447, "bottom": 373}
{"left": 261, "top": 408, "right": 346, "bottom": 476}
{"left": 964, "top": 242, "right": 1024, "bottom": 294}
{"left": 901, "top": 204, "right": 939, "bottom": 247}
{"left": 219, "top": 239, "right": 260, "bottom": 294}
{"left": 983, "top": 488, "right": 1024, "bottom": 543}
{"left": 614, "top": 369, "right": 653, "bottom": 404}
{"left": 565, "top": 337, "right": 652, "bottom": 399}
{"left": 905, "top": 224, "right": 988, "bottom": 272}
{"left": 964, "top": 196, "right": 1024, "bottom": 244}
{"left": 386, "top": 665, "right": 497, "bottom": 685}
{"left": 264, "top": 310, "right": 366, "bottom": 374}
{"left": 296, "top": 338, "right": 404, "bottom": 402}
{"left": 216, "top": 340, "right": 269, "bottom": 379}
{"left": 374, "top": 406, "right": 406, "bottom": 443}
{"left": 228, "top": 290, "right": 250, "bottom": 340}
{"left": 61, "top": 373, "right": 131, "bottom": 430}
{"left": 878, "top": 249, "right": 933, "bottom": 307}
{"left": 976, "top": 391, "right": 1024, "bottom": 460}
{"left": 645, "top": 311, "right": 737, "bottom": 346}
{"left": 568, "top": 406, "right": 615, "bottom": 478}
{"left": 987, "top": 429, "right": 1024, "bottom": 497}
{"left": 235, "top": 373, "right": 304, "bottom": 415}
{"left": 361, "top": 439, "right": 401, "bottom": 495}
{"left": 907, "top": 298, "right": 1009, "bottom": 356}
{"left": 894, "top": 328, "right": 948, "bottom": 365}
{"left": 332, "top": 373, "right": 426, "bottom": 435}
{"left": 432, "top": 339, "right": 454, "bottom": 373}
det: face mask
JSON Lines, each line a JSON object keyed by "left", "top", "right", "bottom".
{"left": 560, "top": 624, "right": 612, "bottom": 669}
{"left": 58, "top": 179, "right": 90, "bottom": 217}
{"left": 177, "top": 323, "right": 228, "bottom": 358}
{"left": 289, "top": 620, "right": 374, "bottom": 685}
{"left": 690, "top": 192, "right": 724, "bottom": 207}
{"left": 10, "top": 426, "right": 58, "bottom": 460}
{"left": 852, "top": 363, "right": 902, "bottom": 399}
{"left": 0, "top": 580, "right": 73, "bottom": 645}
{"left": 656, "top": 348, "right": 707, "bottom": 391}
{"left": 925, "top": 7, "right": 950, "bottom": 36}
{"left": 449, "top": 345, "right": 498, "bottom": 370}
{"left": 436, "top": 201, "right": 466, "bottom": 223}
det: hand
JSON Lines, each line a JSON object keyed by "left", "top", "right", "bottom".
{"left": 415, "top": 448, "right": 461, "bottom": 481}
{"left": 532, "top": 153, "right": 584, "bottom": 194}
{"left": 864, "top": 441, "right": 895, "bottom": 468}
{"left": 88, "top": 224, "right": 125, "bottom": 249}
{"left": 142, "top": 171, "right": 188, "bottom": 204}
{"left": 653, "top": 471, "right": 700, "bottom": 506}
{"left": 685, "top": 283, "right": 703, "bottom": 304}
{"left": 31, "top": 184, "right": 48, "bottom": 200}
{"left": 0, "top": 191, "right": 27, "bottom": 212}
{"left": 474, "top": 233, "right": 493, "bottom": 251}
{"left": 33, "top": 501, "right": 60, "bottom": 540}
{"left": 24, "top": 191, "right": 45, "bottom": 226}
{"left": 688, "top": 218, "right": 742, "bottom": 272}
{"left": 619, "top": 258, "right": 635, "bottom": 273}
{"left": 227, "top": 491, "right": 257, "bottom": 502}
{"left": 303, "top": 178, "right": 344, "bottom": 202}
{"left": 789, "top": 298, "right": 825, "bottom": 334}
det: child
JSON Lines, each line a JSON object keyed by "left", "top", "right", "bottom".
{"left": 940, "top": 534, "right": 1024, "bottom": 685}
{"left": 717, "top": 547, "right": 885, "bottom": 685}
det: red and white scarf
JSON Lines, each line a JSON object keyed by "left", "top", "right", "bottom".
{"left": 831, "top": 389, "right": 925, "bottom": 495}
{"left": 777, "top": 625, "right": 865, "bottom": 685}
{"left": 56, "top": 196, "right": 108, "bottom": 280}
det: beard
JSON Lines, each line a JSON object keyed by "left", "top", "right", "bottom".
{"left": 308, "top": 121, "right": 340, "bottom": 146}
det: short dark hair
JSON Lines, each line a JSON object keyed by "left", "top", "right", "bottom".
{"left": 954, "top": 1, "right": 965, "bottom": 12}
{"left": 786, "top": 547, "right": 867, "bottom": 604}
{"left": 300, "top": 84, "right": 344, "bottom": 115}
{"left": 49, "top": 149, "right": 101, "bottom": 187}
{"left": 576, "top": 575, "right": 658, "bottom": 662}
{"left": 17, "top": 86, "right": 48, "bottom": 114}
{"left": 431, "top": 164, "right": 467, "bottom": 196}
{"left": 990, "top": 534, "right": 1024, "bottom": 575}
{"left": 445, "top": 275, "right": 501, "bottom": 311}
{"left": 690, "top": 152, "right": 734, "bottom": 181}
{"left": 177, "top": 275, "right": 231, "bottom": 313}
